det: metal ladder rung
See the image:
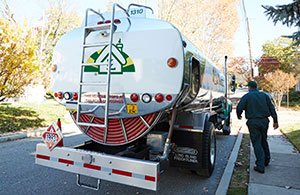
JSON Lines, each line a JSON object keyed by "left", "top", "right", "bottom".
{"left": 82, "top": 62, "right": 108, "bottom": 67}
{"left": 77, "top": 122, "right": 105, "bottom": 128}
{"left": 78, "top": 102, "right": 106, "bottom": 106}
{"left": 85, "top": 24, "right": 111, "bottom": 31}
{"left": 83, "top": 43, "right": 108, "bottom": 48}
{"left": 77, "top": 6, "right": 123, "bottom": 138}
{"left": 79, "top": 82, "right": 107, "bottom": 86}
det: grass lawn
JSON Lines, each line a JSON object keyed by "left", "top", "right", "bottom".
{"left": 227, "top": 134, "right": 250, "bottom": 195}
{"left": 0, "top": 101, "right": 70, "bottom": 133}
{"left": 281, "top": 123, "right": 300, "bottom": 151}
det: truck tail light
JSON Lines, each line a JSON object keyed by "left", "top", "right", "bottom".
{"left": 58, "top": 92, "right": 63, "bottom": 99}
{"left": 130, "top": 93, "right": 139, "bottom": 102}
{"left": 64, "top": 92, "right": 71, "bottom": 100}
{"left": 114, "top": 19, "right": 121, "bottom": 24}
{"left": 52, "top": 64, "right": 57, "bottom": 72}
{"left": 73, "top": 93, "right": 78, "bottom": 100}
{"left": 155, "top": 94, "right": 164, "bottom": 103}
{"left": 98, "top": 19, "right": 120, "bottom": 25}
{"left": 166, "top": 95, "right": 172, "bottom": 101}
{"left": 167, "top": 58, "right": 178, "bottom": 68}
{"left": 142, "top": 93, "right": 152, "bottom": 103}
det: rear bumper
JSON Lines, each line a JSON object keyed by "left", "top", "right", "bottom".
{"left": 35, "top": 143, "right": 160, "bottom": 191}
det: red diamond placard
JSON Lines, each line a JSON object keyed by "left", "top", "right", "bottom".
{"left": 42, "top": 122, "right": 63, "bottom": 151}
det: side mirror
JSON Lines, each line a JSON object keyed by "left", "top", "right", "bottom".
{"left": 230, "top": 75, "right": 236, "bottom": 92}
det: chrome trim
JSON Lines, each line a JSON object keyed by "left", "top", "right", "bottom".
{"left": 84, "top": 116, "right": 95, "bottom": 133}
{"left": 140, "top": 116, "right": 150, "bottom": 128}
{"left": 174, "top": 128, "right": 203, "bottom": 133}
{"left": 120, "top": 119, "right": 128, "bottom": 142}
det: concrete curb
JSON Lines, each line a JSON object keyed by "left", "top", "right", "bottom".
{"left": 0, "top": 128, "right": 46, "bottom": 143}
{"left": 215, "top": 125, "right": 244, "bottom": 195}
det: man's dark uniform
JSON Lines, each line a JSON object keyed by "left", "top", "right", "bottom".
{"left": 237, "top": 83, "right": 278, "bottom": 172}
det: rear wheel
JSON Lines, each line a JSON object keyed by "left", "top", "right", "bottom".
{"left": 197, "top": 121, "right": 216, "bottom": 177}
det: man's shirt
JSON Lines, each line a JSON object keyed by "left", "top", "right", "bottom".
{"left": 236, "top": 89, "right": 278, "bottom": 123}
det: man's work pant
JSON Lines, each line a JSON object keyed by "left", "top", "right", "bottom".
{"left": 246, "top": 118, "right": 270, "bottom": 171}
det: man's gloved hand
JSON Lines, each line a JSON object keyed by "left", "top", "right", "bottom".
{"left": 273, "top": 123, "right": 279, "bottom": 129}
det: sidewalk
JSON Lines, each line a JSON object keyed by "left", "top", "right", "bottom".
{"left": 248, "top": 126, "right": 300, "bottom": 195}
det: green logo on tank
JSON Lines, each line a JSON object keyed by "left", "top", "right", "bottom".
{"left": 84, "top": 39, "right": 135, "bottom": 74}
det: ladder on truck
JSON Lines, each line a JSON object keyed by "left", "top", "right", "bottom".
{"left": 76, "top": 4, "right": 129, "bottom": 143}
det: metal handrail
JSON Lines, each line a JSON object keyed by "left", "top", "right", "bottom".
{"left": 127, "top": 3, "right": 154, "bottom": 14}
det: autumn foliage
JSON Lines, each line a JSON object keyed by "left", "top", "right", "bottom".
{"left": 228, "top": 57, "right": 251, "bottom": 84}
{"left": 0, "top": 18, "right": 40, "bottom": 101}
{"left": 264, "top": 70, "right": 298, "bottom": 108}
{"left": 158, "top": 0, "right": 240, "bottom": 66}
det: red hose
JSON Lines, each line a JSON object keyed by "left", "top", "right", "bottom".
{"left": 72, "top": 112, "right": 157, "bottom": 145}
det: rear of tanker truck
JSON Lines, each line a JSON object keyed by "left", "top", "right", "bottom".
{"left": 36, "top": 5, "right": 187, "bottom": 191}
{"left": 50, "top": 7, "right": 184, "bottom": 145}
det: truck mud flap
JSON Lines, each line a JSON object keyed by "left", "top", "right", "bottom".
{"left": 35, "top": 143, "right": 160, "bottom": 191}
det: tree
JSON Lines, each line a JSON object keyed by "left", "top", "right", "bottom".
{"left": 0, "top": 18, "right": 40, "bottom": 101}
{"left": 228, "top": 57, "right": 251, "bottom": 85}
{"left": 158, "top": 0, "right": 240, "bottom": 66}
{"left": 262, "top": 0, "right": 300, "bottom": 45}
{"left": 254, "top": 55, "right": 281, "bottom": 89}
{"left": 264, "top": 70, "right": 298, "bottom": 108}
{"left": 35, "top": 0, "right": 81, "bottom": 89}
{"left": 0, "top": 0, "right": 16, "bottom": 23}
{"left": 262, "top": 37, "right": 300, "bottom": 79}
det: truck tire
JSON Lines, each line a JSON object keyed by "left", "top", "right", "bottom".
{"left": 223, "top": 112, "right": 231, "bottom": 135}
{"left": 197, "top": 121, "right": 216, "bottom": 177}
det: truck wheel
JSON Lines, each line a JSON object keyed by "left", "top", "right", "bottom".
{"left": 223, "top": 112, "right": 231, "bottom": 135}
{"left": 197, "top": 121, "right": 216, "bottom": 177}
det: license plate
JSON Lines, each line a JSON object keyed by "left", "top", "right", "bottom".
{"left": 127, "top": 104, "right": 138, "bottom": 114}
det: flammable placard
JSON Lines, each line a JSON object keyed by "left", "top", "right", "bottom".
{"left": 42, "top": 122, "right": 63, "bottom": 151}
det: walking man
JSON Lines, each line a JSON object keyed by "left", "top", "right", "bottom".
{"left": 237, "top": 81, "right": 278, "bottom": 173}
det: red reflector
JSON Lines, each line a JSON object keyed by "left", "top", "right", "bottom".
{"left": 167, "top": 58, "right": 178, "bottom": 68}
{"left": 183, "top": 41, "right": 187, "bottom": 47}
{"left": 58, "top": 158, "right": 74, "bottom": 165}
{"left": 36, "top": 154, "right": 50, "bottom": 160}
{"left": 54, "top": 92, "right": 58, "bottom": 98}
{"left": 84, "top": 163, "right": 101, "bottom": 171}
{"left": 145, "top": 175, "right": 156, "bottom": 182}
{"left": 155, "top": 94, "right": 164, "bottom": 103}
{"left": 58, "top": 92, "right": 63, "bottom": 99}
{"left": 97, "top": 21, "right": 104, "bottom": 25}
{"left": 166, "top": 95, "right": 172, "bottom": 101}
{"left": 112, "top": 169, "right": 132, "bottom": 177}
{"left": 73, "top": 92, "right": 78, "bottom": 100}
{"left": 179, "top": 125, "right": 194, "bottom": 129}
{"left": 130, "top": 93, "right": 139, "bottom": 102}
{"left": 105, "top": 20, "right": 111, "bottom": 24}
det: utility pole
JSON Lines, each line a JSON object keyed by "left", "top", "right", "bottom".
{"left": 241, "top": 0, "right": 254, "bottom": 78}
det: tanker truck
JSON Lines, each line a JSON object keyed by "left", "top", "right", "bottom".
{"left": 35, "top": 4, "right": 234, "bottom": 191}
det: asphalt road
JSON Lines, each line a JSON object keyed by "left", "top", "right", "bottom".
{"left": 0, "top": 123, "right": 239, "bottom": 195}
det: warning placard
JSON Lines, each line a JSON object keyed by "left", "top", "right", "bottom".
{"left": 42, "top": 122, "right": 63, "bottom": 151}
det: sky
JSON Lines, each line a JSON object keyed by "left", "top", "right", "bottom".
{"left": 234, "top": 0, "right": 297, "bottom": 59}
{"left": 2, "top": 0, "right": 298, "bottom": 59}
